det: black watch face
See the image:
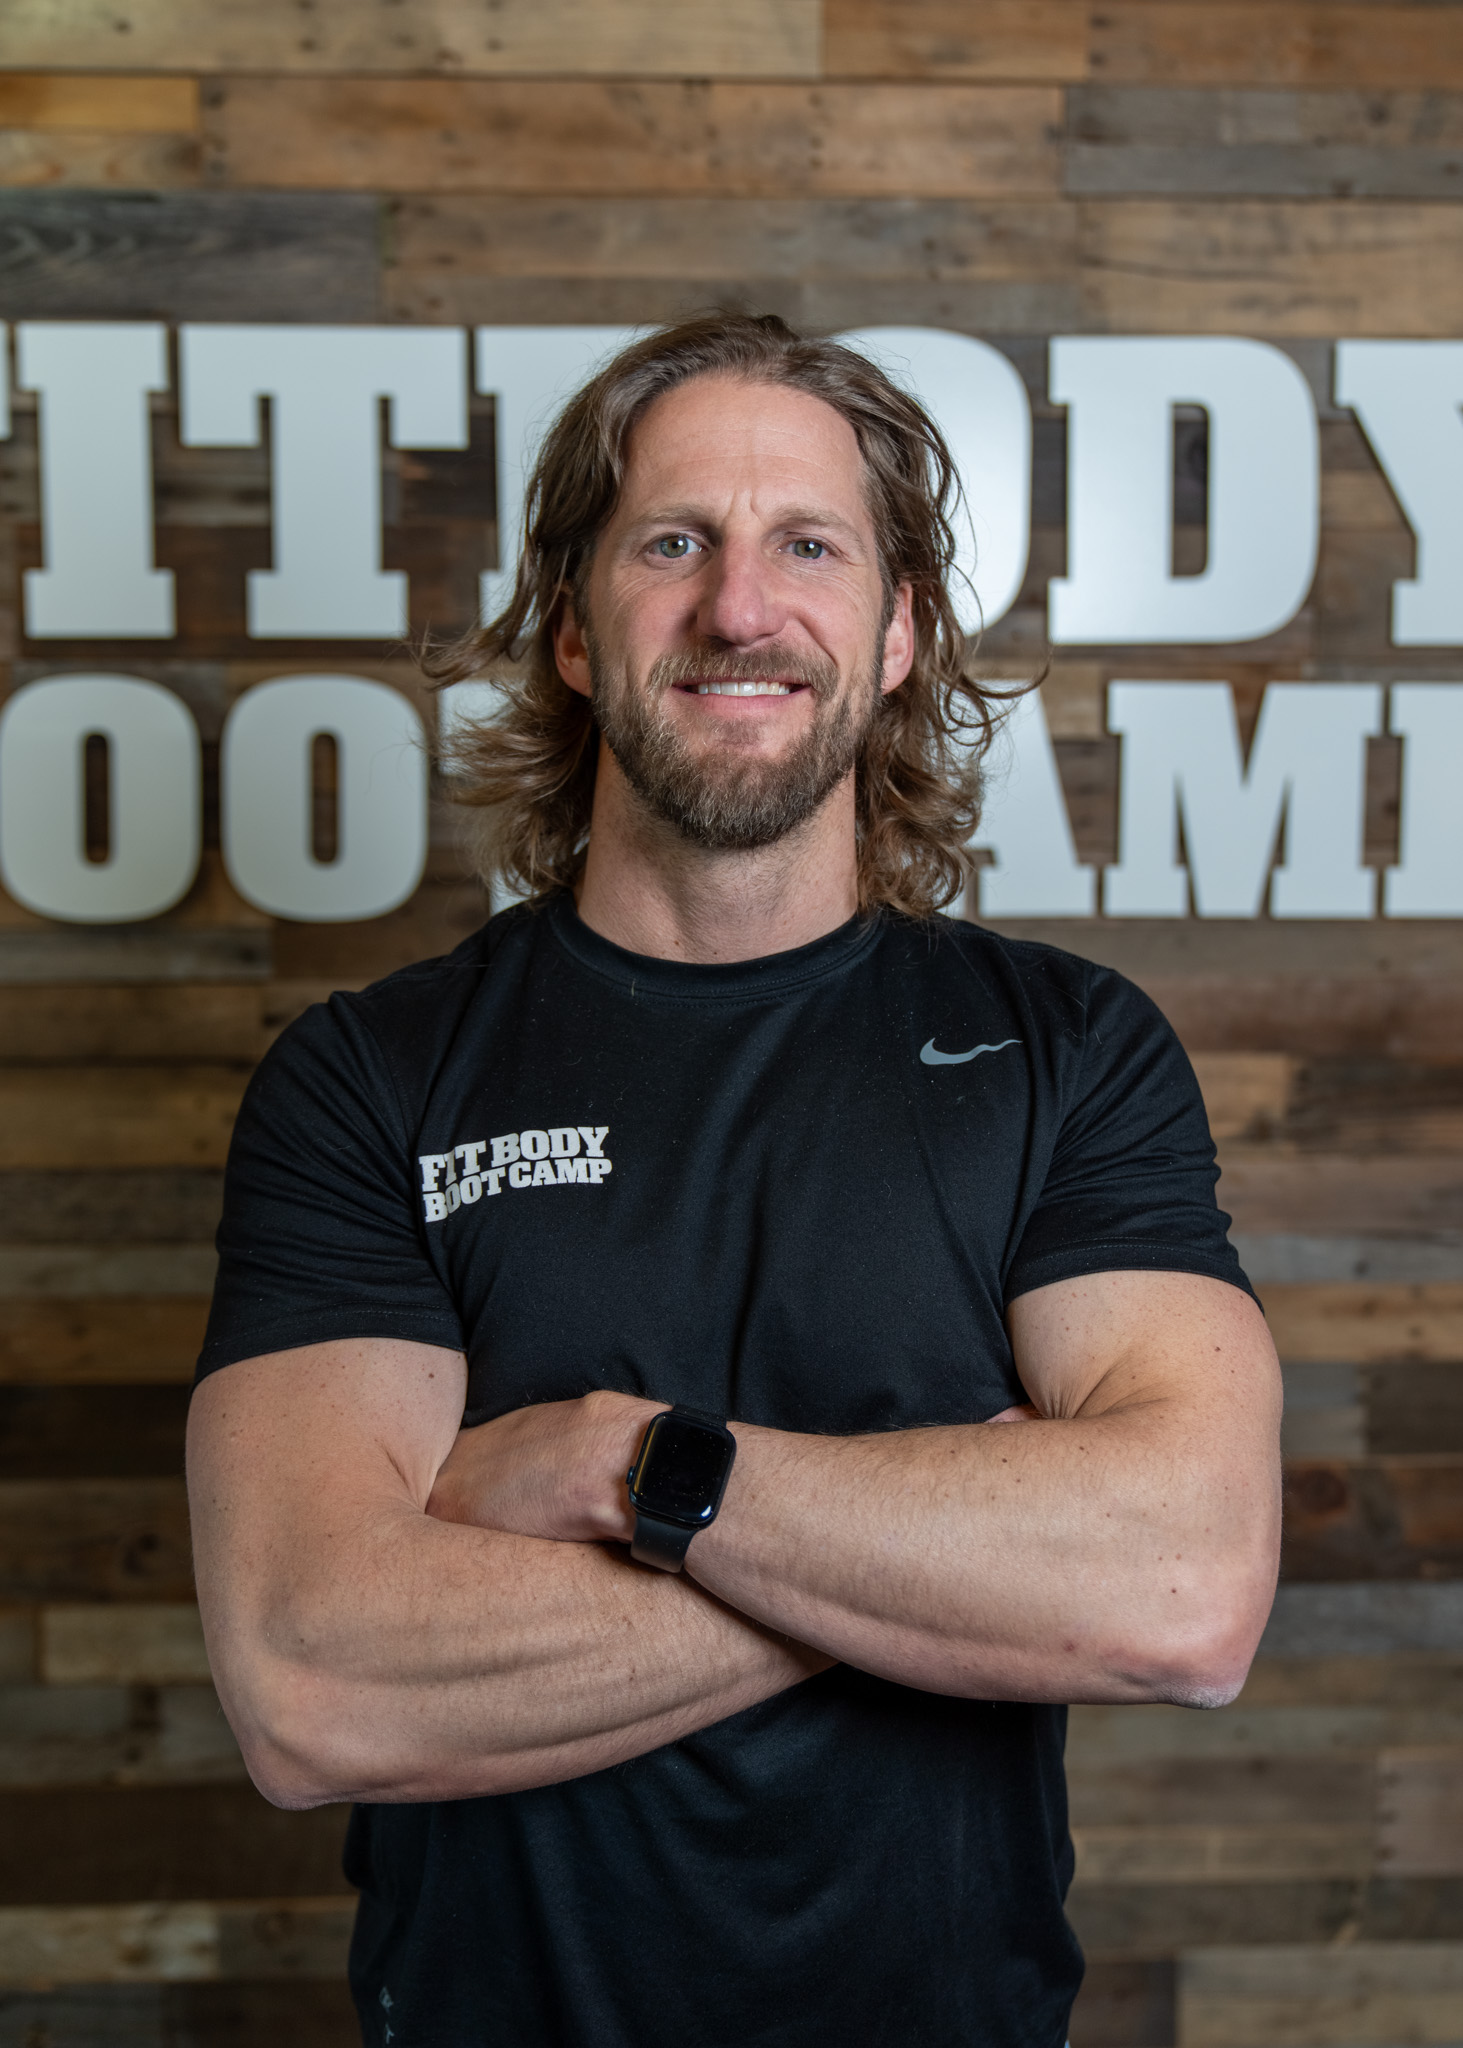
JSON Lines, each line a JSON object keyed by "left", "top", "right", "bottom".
{"left": 632, "top": 1414, "right": 733, "bottom": 1525}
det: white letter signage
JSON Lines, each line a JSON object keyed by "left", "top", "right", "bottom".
{"left": 1385, "top": 683, "right": 1463, "bottom": 916}
{"left": 180, "top": 327, "right": 468, "bottom": 638}
{"left": 18, "top": 323, "right": 175, "bottom": 640}
{"left": 967, "top": 689, "right": 1096, "bottom": 916}
{"left": 221, "top": 675, "right": 428, "bottom": 920}
{"left": 1049, "top": 337, "right": 1320, "bottom": 646}
{"left": 1105, "top": 681, "right": 1381, "bottom": 918}
{"left": 0, "top": 674, "right": 199, "bottom": 920}
{"left": 1336, "top": 342, "right": 1463, "bottom": 646}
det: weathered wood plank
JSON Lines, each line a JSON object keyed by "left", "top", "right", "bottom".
{"left": 0, "top": 1894, "right": 351, "bottom": 1984}
{"left": 0, "top": 1785, "right": 351, "bottom": 1904}
{"left": 1368, "top": 1362, "right": 1463, "bottom": 1457}
{"left": 206, "top": 79, "right": 1063, "bottom": 198}
{"left": 0, "top": 984, "right": 325, "bottom": 1063}
{"left": 0, "top": 1387, "right": 189, "bottom": 1481}
{"left": 0, "top": 131, "right": 198, "bottom": 189}
{"left": 0, "top": 1614, "right": 31, "bottom": 1687}
{"left": 0, "top": 1683, "right": 241, "bottom": 1788}
{"left": 1378, "top": 1750, "right": 1463, "bottom": 1881}
{"left": 0, "top": 0, "right": 820, "bottom": 78}
{"left": 1072, "top": 1878, "right": 1463, "bottom": 1958}
{"left": 0, "top": 1480, "right": 192, "bottom": 1602}
{"left": 41, "top": 1605, "right": 208, "bottom": 1687}
{"left": 1260, "top": 1583, "right": 1463, "bottom": 1658}
{"left": 0, "top": 73, "right": 197, "bottom": 130}
{"left": 1221, "top": 1159, "right": 1463, "bottom": 1237}
{"left": 0, "top": 1249, "right": 217, "bottom": 1299}
{"left": 0, "top": 1173, "right": 223, "bottom": 1244}
{"left": 824, "top": 0, "right": 1089, "bottom": 81}
{"left": 0, "top": 928, "right": 271, "bottom": 986}
{"left": 1148, "top": 977, "right": 1463, "bottom": 1062}
{"left": 1249, "top": 1239, "right": 1463, "bottom": 1290}
{"left": 1074, "top": 1822, "right": 1372, "bottom": 1884}
{"left": 990, "top": 920, "right": 1463, "bottom": 988}
{"left": 1070, "top": 85, "right": 1463, "bottom": 150}
{"left": 1178, "top": 1941, "right": 1463, "bottom": 2048}
{"left": 1069, "top": 142, "right": 1463, "bottom": 202}
{"left": 382, "top": 195, "right": 1082, "bottom": 332}
{"left": 1243, "top": 1657, "right": 1463, "bottom": 1708}
{"left": 0, "top": 1980, "right": 358, "bottom": 2048}
{"left": 1190, "top": 1054, "right": 1296, "bottom": 1140}
{"left": 0, "top": 1070, "right": 247, "bottom": 1171}
{"left": 0, "top": 192, "right": 379, "bottom": 323}
{"left": 1090, "top": 7, "right": 1463, "bottom": 90}
{"left": 1069, "top": 1701, "right": 1463, "bottom": 1767}
{"left": 1076, "top": 198, "right": 1463, "bottom": 336}
{"left": 271, "top": 877, "right": 490, "bottom": 983}
{"left": 1264, "top": 1286, "right": 1463, "bottom": 1364}
{"left": 1284, "top": 1456, "right": 1463, "bottom": 1581}
{"left": 0, "top": 1300, "right": 206, "bottom": 1386}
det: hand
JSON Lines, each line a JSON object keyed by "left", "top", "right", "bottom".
{"left": 426, "top": 1389, "right": 665, "bottom": 1545}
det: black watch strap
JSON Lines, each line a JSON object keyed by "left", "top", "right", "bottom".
{"left": 630, "top": 1513, "right": 698, "bottom": 1573}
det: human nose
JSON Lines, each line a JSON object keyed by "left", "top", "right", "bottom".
{"left": 695, "top": 535, "right": 784, "bottom": 647}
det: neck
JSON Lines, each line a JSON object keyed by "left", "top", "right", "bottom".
{"left": 572, "top": 742, "right": 861, "bottom": 964}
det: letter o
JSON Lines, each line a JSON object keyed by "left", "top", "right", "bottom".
{"left": 0, "top": 674, "right": 200, "bottom": 922}
{"left": 222, "top": 674, "right": 427, "bottom": 921}
{"left": 519, "top": 1129, "right": 550, "bottom": 1160}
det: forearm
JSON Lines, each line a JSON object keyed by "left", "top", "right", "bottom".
{"left": 685, "top": 1406, "right": 1275, "bottom": 1705}
{"left": 201, "top": 1503, "right": 821, "bottom": 1807}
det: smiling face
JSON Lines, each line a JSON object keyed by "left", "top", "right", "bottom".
{"left": 554, "top": 373, "right": 914, "bottom": 853}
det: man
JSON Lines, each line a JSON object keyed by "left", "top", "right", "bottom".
{"left": 188, "top": 313, "right": 1281, "bottom": 2048}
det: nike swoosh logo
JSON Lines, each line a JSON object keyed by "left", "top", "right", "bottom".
{"left": 919, "top": 1037, "right": 1021, "bottom": 1066}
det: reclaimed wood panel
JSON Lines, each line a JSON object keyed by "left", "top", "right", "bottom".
{"left": 1283, "top": 1457, "right": 1463, "bottom": 1579}
{"left": 0, "top": 132, "right": 200, "bottom": 190}
{"left": 0, "top": 1480, "right": 192, "bottom": 1603}
{"left": 0, "top": 0, "right": 820, "bottom": 78}
{"left": 824, "top": 0, "right": 1090, "bottom": 82}
{"left": 205, "top": 79, "right": 1064, "bottom": 199}
{"left": 0, "top": 1173, "right": 223, "bottom": 1244}
{"left": 1069, "top": 1958, "right": 1176, "bottom": 2048}
{"left": 0, "top": 1249, "right": 217, "bottom": 1299}
{"left": 0, "top": 191, "right": 380, "bottom": 322}
{"left": 0, "top": 1683, "right": 241, "bottom": 1788}
{"left": 0, "top": 1785, "right": 351, "bottom": 1904}
{"left": 0, "top": 1300, "right": 207, "bottom": 1386}
{"left": 1089, "top": 7, "right": 1463, "bottom": 91}
{"left": 1074, "top": 1823, "right": 1372, "bottom": 1884}
{"left": 0, "top": 1388, "right": 188, "bottom": 1481}
{"left": 0, "top": 73, "right": 198, "bottom": 130}
{"left": 0, "top": 1980, "right": 358, "bottom": 2048}
{"left": 1377, "top": 1751, "right": 1463, "bottom": 1880}
{"left": 1261, "top": 1583, "right": 1463, "bottom": 1658}
{"left": 1178, "top": 1941, "right": 1463, "bottom": 2047}
{"left": 1263, "top": 1286, "right": 1463, "bottom": 1364}
{"left": 1069, "top": 1702, "right": 1463, "bottom": 1767}
{"left": 1077, "top": 199, "right": 1463, "bottom": 335}
{"left": 0, "top": 1896, "right": 351, "bottom": 1985}
{"left": 1071, "top": 1878, "right": 1463, "bottom": 1959}
{"left": 0, "top": 1070, "right": 248, "bottom": 1171}
{"left": 1219, "top": 1158, "right": 1463, "bottom": 1236}
{"left": 0, "top": 985, "right": 320, "bottom": 1063}
{"left": 41, "top": 1606, "right": 209, "bottom": 1688}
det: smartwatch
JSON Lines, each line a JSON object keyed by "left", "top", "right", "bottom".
{"left": 626, "top": 1404, "right": 737, "bottom": 1572}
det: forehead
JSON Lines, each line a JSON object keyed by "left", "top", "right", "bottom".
{"left": 616, "top": 373, "right": 871, "bottom": 520}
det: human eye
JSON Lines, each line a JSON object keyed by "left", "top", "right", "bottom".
{"left": 787, "top": 537, "right": 829, "bottom": 561}
{"left": 651, "top": 533, "right": 699, "bottom": 560}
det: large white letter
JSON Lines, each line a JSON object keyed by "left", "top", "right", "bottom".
{"left": 1386, "top": 683, "right": 1463, "bottom": 915}
{"left": 180, "top": 327, "right": 468, "bottom": 638}
{"left": 834, "top": 329, "right": 1031, "bottom": 631}
{"left": 1105, "top": 682, "right": 1381, "bottom": 918}
{"left": 1336, "top": 343, "right": 1463, "bottom": 646}
{"left": 0, "top": 675, "right": 199, "bottom": 921}
{"left": 222, "top": 676, "right": 428, "bottom": 920}
{"left": 1049, "top": 338, "right": 1319, "bottom": 645}
{"left": 967, "top": 689, "right": 1095, "bottom": 916}
{"left": 18, "top": 324, "right": 175, "bottom": 640}
{"left": 476, "top": 328, "right": 638, "bottom": 622}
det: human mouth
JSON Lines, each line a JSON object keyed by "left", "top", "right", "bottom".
{"left": 690, "top": 681, "right": 797, "bottom": 696}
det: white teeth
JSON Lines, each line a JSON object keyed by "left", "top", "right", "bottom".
{"left": 693, "top": 681, "right": 793, "bottom": 696}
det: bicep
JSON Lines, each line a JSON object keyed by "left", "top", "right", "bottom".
{"left": 186, "top": 1339, "right": 469, "bottom": 1617}
{"left": 1006, "top": 1269, "right": 1281, "bottom": 1435}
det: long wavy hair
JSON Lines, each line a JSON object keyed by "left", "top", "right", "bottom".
{"left": 426, "top": 312, "right": 1014, "bottom": 917}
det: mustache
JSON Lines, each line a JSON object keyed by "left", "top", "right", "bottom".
{"left": 645, "top": 644, "right": 841, "bottom": 699}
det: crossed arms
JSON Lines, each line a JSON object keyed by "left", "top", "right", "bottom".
{"left": 185, "top": 1268, "right": 1282, "bottom": 1811}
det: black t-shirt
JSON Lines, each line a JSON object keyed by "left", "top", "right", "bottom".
{"left": 198, "top": 895, "right": 1252, "bottom": 2048}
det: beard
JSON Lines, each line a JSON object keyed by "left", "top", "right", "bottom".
{"left": 589, "top": 637, "right": 880, "bottom": 853}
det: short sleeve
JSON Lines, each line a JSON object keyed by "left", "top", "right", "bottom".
{"left": 1004, "top": 967, "right": 1255, "bottom": 1306}
{"left": 196, "top": 996, "right": 464, "bottom": 1380}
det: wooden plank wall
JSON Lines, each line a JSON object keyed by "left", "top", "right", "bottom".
{"left": 1, "top": 2, "right": 1461, "bottom": 2041}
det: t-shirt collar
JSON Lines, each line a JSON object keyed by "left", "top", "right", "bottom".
{"left": 543, "top": 889, "right": 882, "bottom": 1001}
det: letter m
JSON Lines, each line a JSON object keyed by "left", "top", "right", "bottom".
{"left": 555, "top": 1158, "right": 591, "bottom": 1184}
{"left": 1104, "top": 683, "right": 1381, "bottom": 918}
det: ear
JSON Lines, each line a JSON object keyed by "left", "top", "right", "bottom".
{"left": 879, "top": 583, "right": 915, "bottom": 696}
{"left": 553, "top": 595, "right": 593, "bottom": 701}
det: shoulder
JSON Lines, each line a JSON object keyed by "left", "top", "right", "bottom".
{"left": 880, "top": 914, "right": 1164, "bottom": 1044}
